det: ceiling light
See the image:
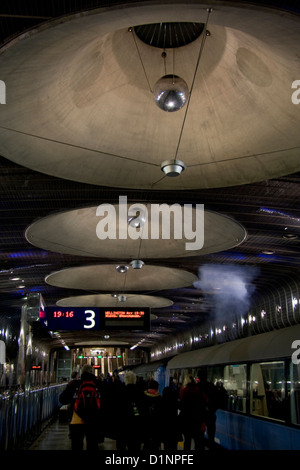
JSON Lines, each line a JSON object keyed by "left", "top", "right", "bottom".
{"left": 130, "top": 259, "right": 144, "bottom": 269}
{"left": 104, "top": 335, "right": 110, "bottom": 340}
{"left": 117, "top": 295, "right": 127, "bottom": 302}
{"left": 161, "top": 159, "right": 186, "bottom": 177}
{"left": 9, "top": 276, "right": 21, "bottom": 281}
{"left": 130, "top": 14, "right": 213, "bottom": 178}
{"left": 282, "top": 232, "right": 298, "bottom": 240}
{"left": 153, "top": 75, "right": 189, "bottom": 112}
{"left": 115, "top": 265, "right": 129, "bottom": 273}
{"left": 159, "top": 10, "right": 212, "bottom": 177}
{"left": 127, "top": 208, "right": 146, "bottom": 228}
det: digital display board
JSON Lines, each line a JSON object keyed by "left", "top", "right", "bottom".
{"left": 39, "top": 307, "right": 150, "bottom": 331}
{"left": 39, "top": 307, "right": 100, "bottom": 330}
{"left": 103, "top": 308, "right": 150, "bottom": 329}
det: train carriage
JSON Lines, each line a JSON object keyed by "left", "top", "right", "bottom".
{"left": 133, "top": 325, "right": 300, "bottom": 450}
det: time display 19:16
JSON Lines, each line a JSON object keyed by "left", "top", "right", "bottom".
{"left": 53, "top": 310, "right": 74, "bottom": 318}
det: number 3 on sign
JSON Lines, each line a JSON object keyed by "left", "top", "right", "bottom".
{"left": 84, "top": 309, "right": 96, "bottom": 329}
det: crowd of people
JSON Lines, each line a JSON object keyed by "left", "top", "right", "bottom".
{"left": 59, "top": 365, "right": 227, "bottom": 451}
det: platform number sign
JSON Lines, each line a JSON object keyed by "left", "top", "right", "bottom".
{"left": 39, "top": 307, "right": 150, "bottom": 331}
{"left": 39, "top": 307, "right": 100, "bottom": 331}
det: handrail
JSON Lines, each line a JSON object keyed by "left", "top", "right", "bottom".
{"left": 0, "top": 383, "right": 66, "bottom": 450}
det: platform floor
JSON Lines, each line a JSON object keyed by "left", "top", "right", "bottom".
{"left": 28, "top": 419, "right": 117, "bottom": 451}
{"left": 27, "top": 417, "right": 196, "bottom": 451}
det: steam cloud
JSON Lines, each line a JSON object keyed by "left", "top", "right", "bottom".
{"left": 193, "top": 264, "right": 260, "bottom": 322}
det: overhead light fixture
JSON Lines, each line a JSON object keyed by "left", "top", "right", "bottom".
{"left": 129, "top": 15, "right": 213, "bottom": 179}
{"left": 159, "top": 9, "right": 213, "bottom": 177}
{"left": 115, "top": 265, "right": 129, "bottom": 273}
{"left": 127, "top": 207, "right": 146, "bottom": 228}
{"left": 282, "top": 232, "right": 298, "bottom": 240}
{"left": 130, "top": 338, "right": 145, "bottom": 350}
{"left": 130, "top": 259, "right": 144, "bottom": 269}
{"left": 153, "top": 73, "right": 189, "bottom": 112}
{"left": 161, "top": 159, "right": 186, "bottom": 177}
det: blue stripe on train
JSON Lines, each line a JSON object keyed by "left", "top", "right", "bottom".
{"left": 215, "top": 410, "right": 300, "bottom": 450}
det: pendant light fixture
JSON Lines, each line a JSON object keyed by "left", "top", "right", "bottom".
{"left": 153, "top": 50, "right": 189, "bottom": 112}
{"left": 130, "top": 11, "right": 213, "bottom": 177}
{"left": 161, "top": 9, "right": 213, "bottom": 176}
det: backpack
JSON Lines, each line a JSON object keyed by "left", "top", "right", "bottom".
{"left": 73, "top": 380, "right": 101, "bottom": 423}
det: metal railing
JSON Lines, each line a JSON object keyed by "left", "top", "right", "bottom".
{"left": 0, "top": 384, "right": 66, "bottom": 450}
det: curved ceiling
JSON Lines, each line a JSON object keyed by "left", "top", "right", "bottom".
{"left": 0, "top": 1, "right": 300, "bottom": 353}
{"left": 0, "top": 2, "right": 299, "bottom": 189}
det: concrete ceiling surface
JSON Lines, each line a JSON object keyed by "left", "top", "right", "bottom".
{"left": 1, "top": 1, "right": 300, "bottom": 352}
{"left": 56, "top": 294, "right": 173, "bottom": 308}
{"left": 0, "top": 2, "right": 299, "bottom": 189}
{"left": 25, "top": 205, "right": 247, "bottom": 258}
{"left": 45, "top": 264, "right": 198, "bottom": 291}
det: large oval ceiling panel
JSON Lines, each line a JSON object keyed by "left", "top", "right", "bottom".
{"left": 25, "top": 205, "right": 246, "bottom": 259}
{"left": 0, "top": 3, "right": 299, "bottom": 189}
{"left": 45, "top": 265, "right": 198, "bottom": 291}
{"left": 56, "top": 294, "right": 173, "bottom": 309}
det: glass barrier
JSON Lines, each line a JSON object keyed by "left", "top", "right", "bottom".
{"left": 0, "top": 384, "right": 66, "bottom": 450}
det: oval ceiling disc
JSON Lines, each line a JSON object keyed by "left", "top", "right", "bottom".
{"left": 57, "top": 294, "right": 173, "bottom": 308}
{"left": 45, "top": 265, "right": 198, "bottom": 291}
{"left": 26, "top": 205, "right": 246, "bottom": 259}
{"left": 0, "top": 4, "right": 299, "bottom": 189}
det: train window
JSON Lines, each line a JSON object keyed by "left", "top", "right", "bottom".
{"left": 206, "top": 366, "right": 224, "bottom": 387}
{"left": 250, "top": 361, "right": 285, "bottom": 421}
{"left": 223, "top": 364, "right": 247, "bottom": 413}
{"left": 291, "top": 362, "right": 300, "bottom": 425}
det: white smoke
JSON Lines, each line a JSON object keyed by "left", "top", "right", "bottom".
{"left": 193, "top": 264, "right": 260, "bottom": 321}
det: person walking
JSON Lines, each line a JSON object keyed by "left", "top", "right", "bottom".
{"left": 179, "top": 374, "right": 207, "bottom": 451}
{"left": 59, "top": 364, "right": 103, "bottom": 451}
{"left": 197, "top": 368, "right": 225, "bottom": 449}
{"left": 116, "top": 371, "right": 143, "bottom": 451}
{"left": 140, "top": 380, "right": 163, "bottom": 451}
{"left": 161, "top": 384, "right": 180, "bottom": 451}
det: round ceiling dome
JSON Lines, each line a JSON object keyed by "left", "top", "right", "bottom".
{"left": 0, "top": 4, "right": 299, "bottom": 189}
